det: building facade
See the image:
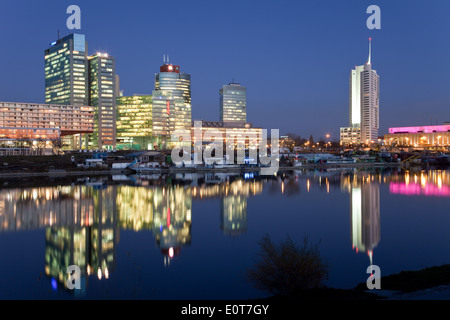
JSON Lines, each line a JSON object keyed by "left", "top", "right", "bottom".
{"left": 0, "top": 102, "right": 94, "bottom": 149}
{"left": 152, "top": 63, "right": 191, "bottom": 149}
{"left": 384, "top": 125, "right": 450, "bottom": 147}
{"left": 220, "top": 83, "right": 247, "bottom": 123}
{"left": 116, "top": 95, "right": 153, "bottom": 150}
{"left": 341, "top": 39, "right": 380, "bottom": 145}
{"left": 88, "top": 53, "right": 116, "bottom": 150}
{"left": 340, "top": 127, "right": 361, "bottom": 146}
{"left": 191, "top": 120, "right": 263, "bottom": 149}
{"left": 45, "top": 34, "right": 89, "bottom": 106}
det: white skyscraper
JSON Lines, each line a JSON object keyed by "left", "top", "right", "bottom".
{"left": 341, "top": 39, "right": 380, "bottom": 145}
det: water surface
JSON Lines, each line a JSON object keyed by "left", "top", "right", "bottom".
{"left": 0, "top": 168, "right": 449, "bottom": 299}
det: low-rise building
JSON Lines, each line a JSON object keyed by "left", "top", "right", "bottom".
{"left": 0, "top": 102, "right": 94, "bottom": 150}
{"left": 384, "top": 125, "right": 450, "bottom": 147}
{"left": 340, "top": 127, "right": 361, "bottom": 145}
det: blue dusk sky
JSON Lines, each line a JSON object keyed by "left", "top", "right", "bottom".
{"left": 0, "top": 0, "right": 449, "bottom": 140}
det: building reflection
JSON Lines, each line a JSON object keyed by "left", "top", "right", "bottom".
{"left": 389, "top": 170, "right": 450, "bottom": 197}
{"left": 191, "top": 178, "right": 263, "bottom": 237}
{"left": 350, "top": 182, "right": 380, "bottom": 264}
{"left": 221, "top": 196, "right": 247, "bottom": 236}
{"left": 0, "top": 185, "right": 117, "bottom": 294}
{"left": 44, "top": 186, "right": 118, "bottom": 294}
{"left": 152, "top": 186, "right": 192, "bottom": 266}
{"left": 0, "top": 176, "right": 264, "bottom": 292}
{"left": 339, "top": 172, "right": 381, "bottom": 264}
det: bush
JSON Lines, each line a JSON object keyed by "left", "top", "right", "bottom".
{"left": 246, "top": 234, "right": 328, "bottom": 296}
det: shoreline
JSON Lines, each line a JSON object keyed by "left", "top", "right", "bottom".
{"left": 0, "top": 162, "right": 405, "bottom": 178}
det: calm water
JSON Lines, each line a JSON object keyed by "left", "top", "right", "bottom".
{"left": 0, "top": 168, "right": 449, "bottom": 300}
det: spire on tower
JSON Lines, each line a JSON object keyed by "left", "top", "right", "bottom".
{"left": 367, "top": 38, "right": 372, "bottom": 65}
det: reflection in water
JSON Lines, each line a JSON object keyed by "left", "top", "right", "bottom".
{"left": 116, "top": 185, "right": 192, "bottom": 265}
{"left": 390, "top": 170, "right": 450, "bottom": 197}
{"left": 44, "top": 186, "right": 117, "bottom": 295}
{"left": 221, "top": 196, "right": 247, "bottom": 236}
{"left": 0, "top": 175, "right": 264, "bottom": 293}
{"left": 0, "top": 170, "right": 448, "bottom": 296}
{"left": 348, "top": 180, "right": 380, "bottom": 264}
{"left": 328, "top": 171, "right": 382, "bottom": 264}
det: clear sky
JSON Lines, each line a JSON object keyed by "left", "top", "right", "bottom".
{"left": 1, "top": 0, "right": 449, "bottom": 141}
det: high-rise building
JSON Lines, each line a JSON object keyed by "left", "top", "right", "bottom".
{"left": 220, "top": 83, "right": 247, "bottom": 123}
{"left": 88, "top": 53, "right": 117, "bottom": 149}
{"left": 116, "top": 95, "right": 153, "bottom": 150}
{"left": 152, "top": 62, "right": 191, "bottom": 149}
{"left": 45, "top": 34, "right": 89, "bottom": 106}
{"left": 341, "top": 39, "right": 380, "bottom": 145}
{"left": 45, "top": 34, "right": 117, "bottom": 150}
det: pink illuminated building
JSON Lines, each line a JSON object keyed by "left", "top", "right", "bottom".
{"left": 385, "top": 124, "right": 450, "bottom": 147}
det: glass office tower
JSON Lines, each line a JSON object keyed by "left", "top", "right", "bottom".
{"left": 220, "top": 83, "right": 247, "bottom": 123}
{"left": 153, "top": 63, "right": 191, "bottom": 149}
{"left": 45, "top": 34, "right": 88, "bottom": 106}
{"left": 116, "top": 95, "right": 153, "bottom": 150}
{"left": 88, "top": 53, "right": 117, "bottom": 150}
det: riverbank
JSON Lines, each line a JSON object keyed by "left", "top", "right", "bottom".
{"left": 261, "top": 264, "right": 450, "bottom": 300}
{"left": 0, "top": 161, "right": 404, "bottom": 178}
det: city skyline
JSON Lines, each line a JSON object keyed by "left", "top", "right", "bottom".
{"left": 1, "top": 1, "right": 450, "bottom": 141}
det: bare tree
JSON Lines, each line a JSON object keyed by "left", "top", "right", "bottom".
{"left": 246, "top": 234, "right": 328, "bottom": 296}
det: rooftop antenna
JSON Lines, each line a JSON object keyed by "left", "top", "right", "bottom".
{"left": 163, "top": 54, "right": 166, "bottom": 64}
{"left": 367, "top": 37, "right": 372, "bottom": 65}
{"left": 167, "top": 55, "right": 170, "bottom": 64}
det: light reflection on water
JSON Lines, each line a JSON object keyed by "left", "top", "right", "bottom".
{"left": 0, "top": 169, "right": 449, "bottom": 299}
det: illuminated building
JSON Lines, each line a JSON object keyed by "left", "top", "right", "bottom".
{"left": 45, "top": 34, "right": 88, "bottom": 106}
{"left": 220, "top": 83, "right": 247, "bottom": 123}
{"left": 0, "top": 102, "right": 94, "bottom": 149}
{"left": 152, "top": 62, "right": 191, "bottom": 149}
{"left": 340, "top": 127, "right": 361, "bottom": 146}
{"left": 384, "top": 124, "right": 450, "bottom": 148}
{"left": 45, "top": 34, "right": 117, "bottom": 150}
{"left": 116, "top": 95, "right": 153, "bottom": 150}
{"left": 192, "top": 120, "right": 263, "bottom": 148}
{"left": 341, "top": 39, "right": 380, "bottom": 145}
{"left": 88, "top": 53, "right": 117, "bottom": 149}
